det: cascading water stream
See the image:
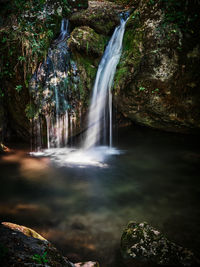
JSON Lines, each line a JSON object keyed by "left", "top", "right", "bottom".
{"left": 30, "top": 18, "right": 80, "bottom": 150}
{"left": 50, "top": 18, "right": 69, "bottom": 148}
{"left": 83, "top": 14, "right": 129, "bottom": 150}
{"left": 31, "top": 14, "right": 129, "bottom": 166}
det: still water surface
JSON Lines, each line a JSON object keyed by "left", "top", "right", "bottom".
{"left": 0, "top": 126, "right": 200, "bottom": 266}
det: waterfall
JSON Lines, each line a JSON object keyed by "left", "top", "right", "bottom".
{"left": 83, "top": 15, "right": 128, "bottom": 150}
{"left": 29, "top": 18, "right": 80, "bottom": 150}
{"left": 31, "top": 14, "right": 129, "bottom": 167}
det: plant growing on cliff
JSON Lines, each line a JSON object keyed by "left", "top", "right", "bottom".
{"left": 139, "top": 86, "right": 146, "bottom": 91}
{"left": 152, "top": 88, "right": 159, "bottom": 93}
{"left": 15, "top": 85, "right": 23, "bottom": 92}
{"left": 32, "top": 251, "right": 48, "bottom": 264}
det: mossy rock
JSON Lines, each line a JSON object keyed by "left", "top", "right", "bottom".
{"left": 69, "top": 0, "right": 125, "bottom": 35}
{"left": 113, "top": 1, "right": 200, "bottom": 133}
{"left": 71, "top": 51, "right": 98, "bottom": 110}
{"left": 121, "top": 222, "right": 200, "bottom": 267}
{"left": 68, "top": 26, "right": 108, "bottom": 56}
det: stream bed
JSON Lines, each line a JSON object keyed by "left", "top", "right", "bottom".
{"left": 0, "top": 126, "right": 200, "bottom": 266}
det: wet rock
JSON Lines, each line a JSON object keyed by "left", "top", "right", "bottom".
{"left": 74, "top": 262, "right": 99, "bottom": 267}
{"left": 0, "top": 143, "right": 10, "bottom": 153}
{"left": 0, "top": 222, "right": 74, "bottom": 267}
{"left": 114, "top": 0, "right": 200, "bottom": 133}
{"left": 121, "top": 221, "right": 200, "bottom": 267}
{"left": 70, "top": 0, "right": 124, "bottom": 35}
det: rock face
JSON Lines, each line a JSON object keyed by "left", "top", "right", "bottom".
{"left": 121, "top": 222, "right": 200, "bottom": 267}
{"left": 114, "top": 0, "right": 200, "bottom": 133}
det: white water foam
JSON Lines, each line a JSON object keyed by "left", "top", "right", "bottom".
{"left": 30, "top": 146, "right": 122, "bottom": 168}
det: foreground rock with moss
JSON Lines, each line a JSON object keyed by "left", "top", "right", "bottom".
{"left": 121, "top": 222, "right": 200, "bottom": 267}
{"left": 0, "top": 222, "right": 99, "bottom": 267}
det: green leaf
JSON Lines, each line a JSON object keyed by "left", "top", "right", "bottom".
{"left": 15, "top": 85, "right": 22, "bottom": 92}
{"left": 139, "top": 86, "right": 146, "bottom": 91}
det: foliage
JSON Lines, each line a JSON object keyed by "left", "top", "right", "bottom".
{"left": 32, "top": 251, "right": 48, "bottom": 264}
{"left": 160, "top": 0, "right": 199, "bottom": 32}
{"left": 0, "top": 0, "right": 72, "bottom": 95}
{"left": 15, "top": 85, "right": 23, "bottom": 92}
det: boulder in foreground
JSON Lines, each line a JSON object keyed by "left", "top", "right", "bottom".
{"left": 121, "top": 221, "right": 200, "bottom": 267}
{"left": 0, "top": 222, "right": 99, "bottom": 267}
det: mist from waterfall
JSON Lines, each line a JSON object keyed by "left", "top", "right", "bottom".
{"left": 83, "top": 15, "right": 128, "bottom": 150}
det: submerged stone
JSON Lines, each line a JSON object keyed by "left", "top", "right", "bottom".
{"left": 121, "top": 221, "right": 200, "bottom": 267}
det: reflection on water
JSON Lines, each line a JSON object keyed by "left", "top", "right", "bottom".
{"left": 0, "top": 126, "right": 200, "bottom": 266}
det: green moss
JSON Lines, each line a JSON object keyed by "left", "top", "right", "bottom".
{"left": 114, "top": 66, "right": 129, "bottom": 86}
{"left": 113, "top": 13, "right": 143, "bottom": 93}
{"left": 123, "top": 12, "right": 143, "bottom": 67}
{"left": 75, "top": 53, "right": 97, "bottom": 80}
{"left": 68, "top": 26, "right": 108, "bottom": 56}
{"left": 72, "top": 52, "right": 97, "bottom": 107}
{"left": 25, "top": 102, "right": 38, "bottom": 119}
{"left": 69, "top": 2, "right": 120, "bottom": 35}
